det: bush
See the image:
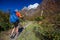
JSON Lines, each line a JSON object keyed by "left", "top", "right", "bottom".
{"left": 35, "top": 16, "right": 44, "bottom": 21}
{"left": 0, "top": 11, "right": 12, "bottom": 32}
{"left": 33, "top": 23, "right": 60, "bottom": 40}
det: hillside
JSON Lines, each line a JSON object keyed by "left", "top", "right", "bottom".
{"left": 20, "top": 0, "right": 60, "bottom": 24}
{"left": 17, "top": 21, "right": 60, "bottom": 40}
{"left": 20, "top": 0, "right": 60, "bottom": 21}
{"left": 0, "top": 0, "right": 60, "bottom": 40}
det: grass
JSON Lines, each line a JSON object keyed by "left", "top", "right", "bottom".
{"left": 0, "top": 21, "right": 29, "bottom": 40}
{"left": 0, "top": 21, "right": 60, "bottom": 40}
{"left": 17, "top": 22, "right": 40, "bottom": 40}
{"left": 17, "top": 21, "right": 60, "bottom": 40}
{"left": 17, "top": 23, "right": 38, "bottom": 40}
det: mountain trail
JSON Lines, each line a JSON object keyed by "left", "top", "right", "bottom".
{"left": 9, "top": 21, "right": 33, "bottom": 40}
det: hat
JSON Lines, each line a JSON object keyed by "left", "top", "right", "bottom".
{"left": 14, "top": 9, "right": 18, "bottom": 12}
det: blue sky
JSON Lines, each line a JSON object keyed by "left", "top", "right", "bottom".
{"left": 0, "top": 0, "right": 42, "bottom": 11}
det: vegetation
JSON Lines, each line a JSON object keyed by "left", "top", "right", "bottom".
{"left": 17, "top": 21, "right": 60, "bottom": 40}
{"left": 0, "top": 11, "right": 11, "bottom": 32}
{"left": 35, "top": 16, "right": 45, "bottom": 22}
{"left": 0, "top": 0, "right": 60, "bottom": 39}
{"left": 0, "top": 10, "right": 25, "bottom": 32}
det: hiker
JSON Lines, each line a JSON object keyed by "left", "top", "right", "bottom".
{"left": 9, "top": 9, "right": 23, "bottom": 37}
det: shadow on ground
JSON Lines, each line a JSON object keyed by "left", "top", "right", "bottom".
{"left": 18, "top": 27, "right": 24, "bottom": 36}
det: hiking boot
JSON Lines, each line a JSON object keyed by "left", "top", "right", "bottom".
{"left": 10, "top": 33, "right": 16, "bottom": 39}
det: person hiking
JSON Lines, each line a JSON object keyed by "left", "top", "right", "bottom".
{"left": 9, "top": 9, "right": 23, "bottom": 38}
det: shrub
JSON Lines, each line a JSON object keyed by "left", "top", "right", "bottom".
{"left": 35, "top": 16, "right": 44, "bottom": 21}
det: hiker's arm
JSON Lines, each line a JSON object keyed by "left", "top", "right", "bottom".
{"left": 20, "top": 15, "right": 23, "bottom": 18}
{"left": 19, "top": 15, "right": 24, "bottom": 19}
{"left": 20, "top": 15, "right": 25, "bottom": 21}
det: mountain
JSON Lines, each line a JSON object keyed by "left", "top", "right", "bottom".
{"left": 20, "top": 4, "right": 41, "bottom": 20}
{"left": 40, "top": 0, "right": 60, "bottom": 14}
{"left": 39, "top": 0, "right": 60, "bottom": 24}
{"left": 20, "top": 0, "right": 60, "bottom": 21}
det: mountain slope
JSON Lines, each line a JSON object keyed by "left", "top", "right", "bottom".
{"left": 21, "top": 0, "right": 60, "bottom": 20}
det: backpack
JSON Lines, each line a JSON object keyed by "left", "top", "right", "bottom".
{"left": 16, "top": 12, "right": 21, "bottom": 17}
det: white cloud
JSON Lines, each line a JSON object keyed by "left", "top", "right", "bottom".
{"left": 22, "top": 3, "right": 39, "bottom": 10}
{"left": 28, "top": 3, "right": 39, "bottom": 10}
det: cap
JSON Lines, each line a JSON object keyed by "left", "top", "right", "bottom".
{"left": 14, "top": 9, "right": 18, "bottom": 12}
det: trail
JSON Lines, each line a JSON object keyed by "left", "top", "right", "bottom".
{"left": 9, "top": 21, "right": 32, "bottom": 40}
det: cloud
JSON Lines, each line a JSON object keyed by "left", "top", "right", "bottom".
{"left": 22, "top": 3, "right": 39, "bottom": 10}
{"left": 28, "top": 3, "right": 39, "bottom": 10}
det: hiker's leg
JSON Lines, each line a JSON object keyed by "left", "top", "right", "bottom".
{"left": 14, "top": 23, "right": 18, "bottom": 34}
{"left": 14, "top": 20, "right": 19, "bottom": 34}
{"left": 11, "top": 27, "right": 15, "bottom": 35}
{"left": 15, "top": 27, "right": 18, "bottom": 34}
{"left": 15, "top": 20, "right": 19, "bottom": 34}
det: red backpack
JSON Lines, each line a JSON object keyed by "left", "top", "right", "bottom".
{"left": 16, "top": 12, "right": 22, "bottom": 17}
